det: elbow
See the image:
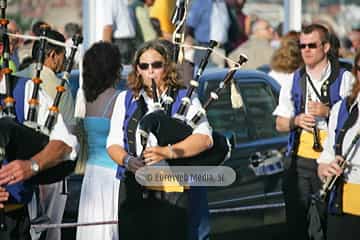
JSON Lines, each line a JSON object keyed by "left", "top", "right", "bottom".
{"left": 275, "top": 124, "right": 283, "bottom": 132}
{"left": 205, "top": 135, "right": 213, "bottom": 150}
{"left": 275, "top": 117, "right": 288, "bottom": 132}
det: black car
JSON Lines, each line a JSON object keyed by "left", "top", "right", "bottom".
{"left": 62, "top": 68, "right": 288, "bottom": 240}
{"left": 199, "top": 69, "right": 287, "bottom": 239}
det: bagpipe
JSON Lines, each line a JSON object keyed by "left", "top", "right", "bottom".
{"left": 0, "top": 23, "right": 83, "bottom": 186}
{"left": 138, "top": 41, "right": 248, "bottom": 166}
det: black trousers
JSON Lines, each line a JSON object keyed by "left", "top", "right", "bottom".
{"left": 0, "top": 207, "right": 31, "bottom": 240}
{"left": 327, "top": 213, "right": 360, "bottom": 240}
{"left": 282, "top": 156, "right": 325, "bottom": 240}
{"left": 118, "top": 174, "right": 188, "bottom": 240}
{"left": 112, "top": 38, "right": 136, "bottom": 65}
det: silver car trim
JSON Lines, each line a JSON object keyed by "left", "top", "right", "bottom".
{"left": 209, "top": 191, "right": 283, "bottom": 206}
{"left": 210, "top": 202, "right": 285, "bottom": 214}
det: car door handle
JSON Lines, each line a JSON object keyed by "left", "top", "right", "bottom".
{"left": 249, "top": 152, "right": 265, "bottom": 167}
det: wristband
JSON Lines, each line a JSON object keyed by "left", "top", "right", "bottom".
{"left": 168, "top": 144, "right": 175, "bottom": 159}
{"left": 124, "top": 155, "right": 132, "bottom": 169}
{"left": 289, "top": 117, "right": 297, "bottom": 131}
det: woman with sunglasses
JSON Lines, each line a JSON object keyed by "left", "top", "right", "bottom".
{"left": 317, "top": 51, "right": 360, "bottom": 240}
{"left": 107, "top": 40, "right": 213, "bottom": 240}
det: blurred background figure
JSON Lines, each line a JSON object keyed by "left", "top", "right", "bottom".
{"left": 99, "top": 0, "right": 136, "bottom": 65}
{"left": 225, "top": 0, "right": 251, "bottom": 51}
{"left": 17, "top": 20, "right": 48, "bottom": 64}
{"left": 268, "top": 31, "right": 303, "bottom": 87}
{"left": 149, "top": 0, "right": 175, "bottom": 40}
{"left": 64, "top": 22, "right": 82, "bottom": 68}
{"left": 348, "top": 23, "right": 360, "bottom": 54}
{"left": 7, "top": 20, "right": 21, "bottom": 68}
{"left": 129, "top": 0, "right": 158, "bottom": 50}
{"left": 186, "top": 0, "right": 231, "bottom": 67}
{"left": 228, "top": 18, "right": 274, "bottom": 70}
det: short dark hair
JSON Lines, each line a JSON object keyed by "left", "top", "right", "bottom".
{"left": 32, "top": 29, "right": 66, "bottom": 61}
{"left": 32, "top": 20, "right": 48, "bottom": 36}
{"left": 64, "top": 22, "right": 81, "bottom": 39}
{"left": 83, "top": 42, "right": 122, "bottom": 102}
{"left": 302, "top": 23, "right": 330, "bottom": 43}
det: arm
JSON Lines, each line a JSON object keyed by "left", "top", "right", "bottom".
{"left": 143, "top": 133, "right": 212, "bottom": 165}
{"left": 276, "top": 114, "right": 315, "bottom": 133}
{"left": 144, "top": 94, "right": 213, "bottom": 165}
{"left": 317, "top": 101, "right": 342, "bottom": 179}
{"left": 102, "top": 25, "right": 113, "bottom": 42}
{"left": 106, "top": 92, "right": 143, "bottom": 172}
{"left": 0, "top": 140, "right": 72, "bottom": 185}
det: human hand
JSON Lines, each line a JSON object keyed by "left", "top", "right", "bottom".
{"left": 318, "top": 156, "right": 344, "bottom": 179}
{"left": 0, "top": 159, "right": 33, "bottom": 186}
{"left": 0, "top": 187, "right": 9, "bottom": 209}
{"left": 294, "top": 113, "right": 316, "bottom": 132}
{"left": 307, "top": 101, "right": 329, "bottom": 118}
{"left": 127, "top": 157, "right": 145, "bottom": 173}
{"left": 143, "top": 146, "right": 169, "bottom": 165}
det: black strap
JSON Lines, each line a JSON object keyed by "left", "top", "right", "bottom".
{"left": 335, "top": 103, "right": 359, "bottom": 156}
{"left": 300, "top": 60, "right": 340, "bottom": 111}
{"left": 127, "top": 96, "right": 147, "bottom": 157}
{"left": 306, "top": 74, "right": 323, "bottom": 103}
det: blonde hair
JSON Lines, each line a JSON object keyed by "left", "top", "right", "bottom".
{"left": 270, "top": 32, "right": 303, "bottom": 73}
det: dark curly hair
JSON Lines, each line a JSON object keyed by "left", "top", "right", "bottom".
{"left": 82, "top": 42, "right": 122, "bottom": 102}
{"left": 127, "top": 40, "right": 183, "bottom": 98}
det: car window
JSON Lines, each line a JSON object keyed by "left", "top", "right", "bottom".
{"left": 203, "top": 80, "right": 252, "bottom": 144}
{"left": 237, "top": 82, "right": 281, "bottom": 140}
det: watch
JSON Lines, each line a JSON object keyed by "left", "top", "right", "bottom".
{"left": 30, "top": 159, "right": 40, "bottom": 174}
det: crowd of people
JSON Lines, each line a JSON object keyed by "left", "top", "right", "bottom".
{"left": 0, "top": 1, "right": 359, "bottom": 240}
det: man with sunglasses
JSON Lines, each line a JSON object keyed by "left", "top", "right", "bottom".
{"left": 273, "top": 23, "right": 355, "bottom": 240}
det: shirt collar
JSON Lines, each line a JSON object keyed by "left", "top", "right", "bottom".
{"left": 306, "top": 60, "right": 331, "bottom": 82}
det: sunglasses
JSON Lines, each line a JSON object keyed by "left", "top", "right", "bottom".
{"left": 138, "top": 61, "right": 164, "bottom": 70}
{"left": 299, "top": 42, "right": 322, "bottom": 49}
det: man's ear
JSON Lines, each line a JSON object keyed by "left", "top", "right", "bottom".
{"left": 48, "top": 50, "right": 56, "bottom": 59}
{"left": 323, "top": 42, "right": 331, "bottom": 54}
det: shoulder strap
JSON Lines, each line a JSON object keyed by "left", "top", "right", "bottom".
{"left": 299, "top": 68, "right": 307, "bottom": 113}
{"left": 171, "top": 88, "right": 187, "bottom": 116}
{"left": 335, "top": 99, "right": 358, "bottom": 156}
{"left": 126, "top": 95, "right": 147, "bottom": 156}
{"left": 13, "top": 76, "right": 28, "bottom": 123}
{"left": 101, "top": 90, "right": 121, "bottom": 117}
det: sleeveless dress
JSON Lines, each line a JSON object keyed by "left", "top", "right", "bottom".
{"left": 76, "top": 92, "right": 120, "bottom": 240}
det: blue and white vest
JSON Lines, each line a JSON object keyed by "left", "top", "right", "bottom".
{"left": 286, "top": 63, "right": 346, "bottom": 157}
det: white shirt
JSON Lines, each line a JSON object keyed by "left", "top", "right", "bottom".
{"left": 107, "top": 90, "right": 213, "bottom": 159}
{"left": 97, "top": 0, "right": 135, "bottom": 41}
{"left": 210, "top": 0, "right": 230, "bottom": 44}
{"left": 317, "top": 95, "right": 360, "bottom": 184}
{"left": 0, "top": 81, "right": 78, "bottom": 160}
{"left": 273, "top": 62, "right": 355, "bottom": 130}
{"left": 268, "top": 70, "right": 294, "bottom": 88}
